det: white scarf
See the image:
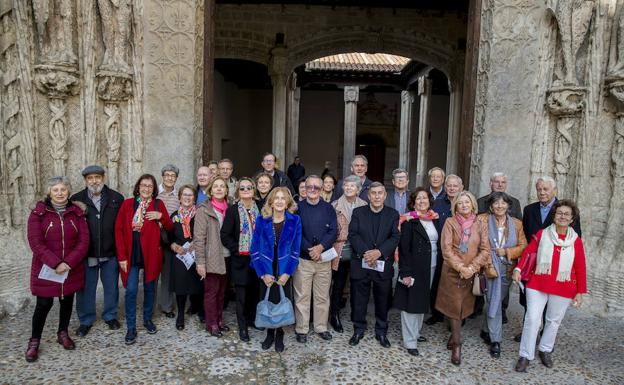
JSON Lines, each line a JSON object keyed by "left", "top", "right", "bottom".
{"left": 536, "top": 224, "right": 578, "bottom": 282}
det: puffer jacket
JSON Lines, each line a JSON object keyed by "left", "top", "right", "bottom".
{"left": 27, "top": 201, "right": 90, "bottom": 298}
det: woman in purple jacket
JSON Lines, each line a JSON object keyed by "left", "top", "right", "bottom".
{"left": 25, "top": 177, "right": 90, "bottom": 362}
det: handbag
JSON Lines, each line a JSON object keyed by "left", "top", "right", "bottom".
{"left": 472, "top": 273, "right": 488, "bottom": 296}
{"left": 154, "top": 199, "right": 170, "bottom": 246}
{"left": 255, "top": 285, "right": 295, "bottom": 329}
{"left": 484, "top": 262, "right": 498, "bottom": 279}
{"left": 520, "top": 252, "right": 537, "bottom": 283}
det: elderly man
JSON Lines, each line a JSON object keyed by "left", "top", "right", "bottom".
{"left": 384, "top": 168, "right": 410, "bottom": 215}
{"left": 156, "top": 164, "right": 180, "bottom": 318}
{"left": 72, "top": 165, "right": 125, "bottom": 336}
{"left": 332, "top": 155, "right": 373, "bottom": 202}
{"left": 196, "top": 166, "right": 211, "bottom": 205}
{"left": 477, "top": 172, "right": 522, "bottom": 219}
{"left": 218, "top": 158, "right": 237, "bottom": 199}
{"left": 293, "top": 175, "right": 338, "bottom": 343}
{"left": 348, "top": 182, "right": 400, "bottom": 348}
{"left": 255, "top": 152, "right": 294, "bottom": 195}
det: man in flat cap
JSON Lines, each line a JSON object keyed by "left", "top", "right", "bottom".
{"left": 71, "top": 165, "right": 125, "bottom": 337}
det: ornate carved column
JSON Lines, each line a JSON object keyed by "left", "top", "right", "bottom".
{"left": 343, "top": 86, "right": 359, "bottom": 177}
{"left": 415, "top": 76, "right": 432, "bottom": 186}
{"left": 399, "top": 90, "right": 415, "bottom": 172}
{"left": 269, "top": 47, "right": 288, "bottom": 168}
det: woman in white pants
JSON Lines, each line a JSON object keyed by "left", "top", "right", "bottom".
{"left": 512, "top": 199, "right": 586, "bottom": 372}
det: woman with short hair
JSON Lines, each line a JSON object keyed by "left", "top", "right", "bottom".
{"left": 254, "top": 172, "right": 274, "bottom": 210}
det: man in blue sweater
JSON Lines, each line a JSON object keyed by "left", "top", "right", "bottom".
{"left": 293, "top": 175, "right": 338, "bottom": 343}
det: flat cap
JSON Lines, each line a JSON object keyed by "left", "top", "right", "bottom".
{"left": 81, "top": 165, "right": 106, "bottom": 176}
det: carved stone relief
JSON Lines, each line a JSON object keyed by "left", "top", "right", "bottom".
{"left": 32, "top": 0, "right": 77, "bottom": 65}
{"left": 98, "top": 0, "right": 132, "bottom": 73}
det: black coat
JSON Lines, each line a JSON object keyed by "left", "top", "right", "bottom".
{"left": 522, "top": 198, "right": 582, "bottom": 241}
{"left": 168, "top": 212, "right": 203, "bottom": 295}
{"left": 393, "top": 219, "right": 441, "bottom": 314}
{"left": 477, "top": 192, "right": 523, "bottom": 220}
{"left": 71, "top": 186, "right": 124, "bottom": 260}
{"left": 348, "top": 205, "right": 400, "bottom": 280}
{"left": 220, "top": 204, "right": 258, "bottom": 286}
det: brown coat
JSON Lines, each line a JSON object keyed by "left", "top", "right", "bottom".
{"left": 194, "top": 201, "right": 226, "bottom": 275}
{"left": 435, "top": 215, "right": 490, "bottom": 320}
{"left": 477, "top": 214, "right": 528, "bottom": 277}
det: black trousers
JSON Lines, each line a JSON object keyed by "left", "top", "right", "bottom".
{"left": 330, "top": 260, "right": 350, "bottom": 315}
{"left": 350, "top": 274, "right": 392, "bottom": 335}
{"left": 31, "top": 294, "right": 75, "bottom": 339}
{"left": 235, "top": 280, "right": 260, "bottom": 331}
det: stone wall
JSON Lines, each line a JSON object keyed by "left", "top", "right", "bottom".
{"left": 472, "top": 0, "right": 624, "bottom": 316}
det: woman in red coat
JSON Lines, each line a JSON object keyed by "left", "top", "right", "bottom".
{"left": 25, "top": 176, "right": 89, "bottom": 362}
{"left": 512, "top": 199, "right": 586, "bottom": 373}
{"left": 115, "top": 174, "right": 173, "bottom": 345}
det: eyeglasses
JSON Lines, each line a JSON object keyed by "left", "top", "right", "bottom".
{"left": 306, "top": 185, "right": 321, "bottom": 191}
{"left": 239, "top": 186, "right": 254, "bottom": 191}
{"left": 139, "top": 183, "right": 153, "bottom": 189}
{"left": 555, "top": 211, "right": 572, "bottom": 218}
{"left": 163, "top": 173, "right": 177, "bottom": 179}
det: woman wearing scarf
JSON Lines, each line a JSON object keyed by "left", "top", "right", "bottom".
{"left": 115, "top": 174, "right": 173, "bottom": 345}
{"left": 220, "top": 177, "right": 262, "bottom": 342}
{"left": 477, "top": 192, "right": 527, "bottom": 359}
{"left": 194, "top": 176, "right": 231, "bottom": 337}
{"left": 168, "top": 184, "right": 203, "bottom": 330}
{"left": 435, "top": 191, "right": 489, "bottom": 365}
{"left": 329, "top": 175, "right": 367, "bottom": 333}
{"left": 393, "top": 187, "right": 441, "bottom": 357}
{"left": 513, "top": 199, "right": 586, "bottom": 373}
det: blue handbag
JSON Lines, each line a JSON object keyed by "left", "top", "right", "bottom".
{"left": 255, "top": 285, "right": 295, "bottom": 329}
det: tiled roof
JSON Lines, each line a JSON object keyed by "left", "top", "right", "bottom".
{"left": 305, "top": 53, "right": 410, "bottom": 73}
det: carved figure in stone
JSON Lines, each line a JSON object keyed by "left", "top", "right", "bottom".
{"left": 609, "top": 3, "right": 624, "bottom": 77}
{"left": 104, "top": 103, "right": 121, "bottom": 187}
{"left": 98, "top": 0, "right": 132, "bottom": 73}
{"left": 5, "top": 135, "right": 24, "bottom": 227}
{"left": 554, "top": 119, "right": 574, "bottom": 175}
{"left": 32, "top": 0, "right": 77, "bottom": 64}
{"left": 48, "top": 99, "right": 69, "bottom": 175}
{"left": 547, "top": 0, "right": 594, "bottom": 86}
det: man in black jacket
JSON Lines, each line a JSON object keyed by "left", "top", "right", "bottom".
{"left": 71, "top": 165, "right": 125, "bottom": 337}
{"left": 255, "top": 152, "right": 294, "bottom": 195}
{"left": 477, "top": 172, "right": 523, "bottom": 219}
{"left": 348, "top": 182, "right": 400, "bottom": 348}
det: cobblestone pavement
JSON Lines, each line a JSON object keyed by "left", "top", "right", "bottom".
{"left": 1, "top": 289, "right": 622, "bottom": 385}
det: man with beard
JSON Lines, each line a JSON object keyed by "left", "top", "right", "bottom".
{"left": 72, "top": 165, "right": 125, "bottom": 336}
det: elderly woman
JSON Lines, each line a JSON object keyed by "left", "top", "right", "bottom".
{"left": 115, "top": 174, "right": 173, "bottom": 345}
{"left": 321, "top": 174, "right": 337, "bottom": 203}
{"left": 195, "top": 177, "right": 230, "bottom": 337}
{"left": 329, "top": 175, "right": 367, "bottom": 333}
{"left": 220, "top": 177, "right": 262, "bottom": 342}
{"left": 250, "top": 187, "right": 301, "bottom": 352}
{"left": 254, "top": 172, "right": 274, "bottom": 210}
{"left": 394, "top": 187, "right": 441, "bottom": 356}
{"left": 477, "top": 192, "right": 527, "bottom": 358}
{"left": 435, "top": 191, "right": 489, "bottom": 365}
{"left": 25, "top": 177, "right": 89, "bottom": 362}
{"left": 513, "top": 199, "right": 586, "bottom": 373}
{"left": 168, "top": 184, "right": 204, "bottom": 330}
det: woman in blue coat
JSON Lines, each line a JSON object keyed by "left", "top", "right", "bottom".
{"left": 250, "top": 187, "right": 301, "bottom": 352}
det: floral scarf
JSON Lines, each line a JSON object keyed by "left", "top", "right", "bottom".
{"left": 402, "top": 209, "right": 439, "bottom": 222}
{"left": 238, "top": 201, "right": 260, "bottom": 255}
{"left": 175, "top": 205, "right": 197, "bottom": 239}
{"left": 132, "top": 198, "right": 151, "bottom": 232}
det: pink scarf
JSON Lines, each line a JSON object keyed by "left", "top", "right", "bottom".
{"left": 455, "top": 213, "right": 476, "bottom": 243}
{"left": 211, "top": 197, "right": 228, "bottom": 216}
{"left": 406, "top": 209, "right": 439, "bottom": 221}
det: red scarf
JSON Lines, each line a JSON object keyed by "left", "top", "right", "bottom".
{"left": 211, "top": 197, "right": 228, "bottom": 217}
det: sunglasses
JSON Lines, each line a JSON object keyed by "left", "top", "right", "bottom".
{"left": 239, "top": 186, "right": 255, "bottom": 191}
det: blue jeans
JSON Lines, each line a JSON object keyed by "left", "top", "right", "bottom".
{"left": 125, "top": 266, "right": 156, "bottom": 330}
{"left": 76, "top": 258, "right": 120, "bottom": 326}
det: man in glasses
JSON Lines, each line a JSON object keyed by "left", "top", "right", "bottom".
{"left": 255, "top": 152, "right": 294, "bottom": 195}
{"left": 384, "top": 168, "right": 410, "bottom": 215}
{"left": 218, "top": 158, "right": 237, "bottom": 200}
{"left": 293, "top": 175, "right": 338, "bottom": 344}
{"left": 332, "top": 155, "right": 373, "bottom": 202}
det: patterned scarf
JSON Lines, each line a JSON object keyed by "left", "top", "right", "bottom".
{"left": 455, "top": 213, "right": 476, "bottom": 253}
{"left": 238, "top": 201, "right": 260, "bottom": 255}
{"left": 175, "top": 205, "right": 197, "bottom": 239}
{"left": 132, "top": 198, "right": 151, "bottom": 231}
{"left": 536, "top": 224, "right": 577, "bottom": 282}
{"left": 404, "top": 209, "right": 439, "bottom": 221}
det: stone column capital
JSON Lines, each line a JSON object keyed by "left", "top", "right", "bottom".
{"left": 34, "top": 64, "right": 79, "bottom": 98}
{"left": 96, "top": 71, "right": 134, "bottom": 102}
{"left": 606, "top": 77, "right": 624, "bottom": 114}
{"left": 546, "top": 86, "right": 586, "bottom": 117}
{"left": 344, "top": 85, "right": 359, "bottom": 103}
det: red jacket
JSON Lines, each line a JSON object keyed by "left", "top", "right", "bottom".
{"left": 114, "top": 198, "right": 173, "bottom": 287}
{"left": 27, "top": 201, "right": 90, "bottom": 298}
{"left": 518, "top": 229, "right": 587, "bottom": 299}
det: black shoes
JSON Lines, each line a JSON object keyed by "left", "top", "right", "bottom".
{"left": 480, "top": 330, "right": 492, "bottom": 344}
{"left": 163, "top": 311, "right": 175, "bottom": 318}
{"left": 514, "top": 332, "right": 522, "bottom": 342}
{"left": 125, "top": 328, "right": 137, "bottom": 345}
{"left": 407, "top": 348, "right": 419, "bottom": 356}
{"left": 330, "top": 313, "right": 343, "bottom": 333}
{"left": 76, "top": 324, "right": 92, "bottom": 337}
{"left": 239, "top": 329, "right": 250, "bottom": 342}
{"left": 489, "top": 342, "right": 501, "bottom": 358}
{"left": 261, "top": 331, "right": 275, "bottom": 350}
{"left": 502, "top": 312, "right": 508, "bottom": 324}
{"left": 317, "top": 331, "right": 332, "bottom": 341}
{"left": 515, "top": 357, "right": 529, "bottom": 372}
{"left": 349, "top": 333, "right": 364, "bottom": 346}
{"left": 176, "top": 320, "right": 185, "bottom": 330}
{"left": 417, "top": 336, "right": 427, "bottom": 343}
{"left": 144, "top": 320, "right": 157, "bottom": 334}
{"left": 375, "top": 334, "right": 391, "bottom": 348}
{"left": 275, "top": 330, "right": 285, "bottom": 352}
{"left": 219, "top": 324, "right": 230, "bottom": 332}
{"left": 539, "top": 351, "right": 554, "bottom": 368}
{"left": 295, "top": 333, "right": 307, "bottom": 343}
{"left": 105, "top": 319, "right": 121, "bottom": 330}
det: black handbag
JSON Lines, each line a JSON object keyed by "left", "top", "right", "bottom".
{"left": 154, "top": 199, "right": 170, "bottom": 246}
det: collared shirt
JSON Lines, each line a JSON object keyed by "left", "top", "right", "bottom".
{"left": 393, "top": 190, "right": 408, "bottom": 215}
{"left": 540, "top": 198, "right": 556, "bottom": 223}
{"left": 197, "top": 188, "right": 208, "bottom": 205}
{"left": 430, "top": 186, "right": 443, "bottom": 200}
{"left": 88, "top": 190, "right": 102, "bottom": 212}
{"left": 157, "top": 188, "right": 179, "bottom": 216}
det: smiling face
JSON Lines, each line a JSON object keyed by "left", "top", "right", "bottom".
{"left": 322, "top": 176, "right": 335, "bottom": 193}
{"left": 414, "top": 190, "right": 431, "bottom": 213}
{"left": 197, "top": 166, "right": 210, "bottom": 188}
{"left": 429, "top": 170, "right": 444, "bottom": 190}
{"left": 490, "top": 198, "right": 509, "bottom": 218}
{"left": 218, "top": 161, "right": 233, "bottom": 179}
{"left": 162, "top": 171, "right": 177, "bottom": 190}
{"left": 343, "top": 181, "right": 359, "bottom": 199}
{"left": 306, "top": 177, "right": 322, "bottom": 202}
{"left": 272, "top": 191, "right": 287, "bottom": 213}
{"left": 455, "top": 195, "right": 474, "bottom": 217}
{"left": 262, "top": 154, "right": 276, "bottom": 173}
{"left": 553, "top": 205, "right": 574, "bottom": 228}
{"left": 85, "top": 173, "right": 104, "bottom": 195}
{"left": 179, "top": 187, "right": 195, "bottom": 208}
{"left": 351, "top": 158, "right": 367, "bottom": 178}
{"left": 298, "top": 181, "right": 307, "bottom": 199}
{"left": 490, "top": 176, "right": 507, "bottom": 193}
{"left": 238, "top": 180, "right": 255, "bottom": 200}
{"left": 392, "top": 172, "right": 408, "bottom": 191}
{"left": 49, "top": 183, "right": 70, "bottom": 205}
{"left": 138, "top": 178, "right": 154, "bottom": 200}
{"left": 210, "top": 179, "right": 227, "bottom": 200}
{"left": 257, "top": 176, "right": 272, "bottom": 195}
{"left": 445, "top": 176, "right": 463, "bottom": 199}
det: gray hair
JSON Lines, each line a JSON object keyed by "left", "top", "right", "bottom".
{"left": 343, "top": 175, "right": 362, "bottom": 190}
{"left": 428, "top": 167, "right": 446, "bottom": 179}
{"left": 305, "top": 174, "right": 323, "bottom": 184}
{"left": 161, "top": 163, "right": 179, "bottom": 176}
{"left": 46, "top": 176, "right": 72, "bottom": 195}
{"left": 392, "top": 168, "right": 408, "bottom": 179}
{"left": 536, "top": 176, "right": 557, "bottom": 189}
{"left": 351, "top": 155, "right": 368, "bottom": 165}
{"left": 490, "top": 172, "right": 507, "bottom": 182}
{"left": 445, "top": 174, "right": 463, "bottom": 185}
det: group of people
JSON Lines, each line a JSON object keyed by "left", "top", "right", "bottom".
{"left": 25, "top": 153, "right": 586, "bottom": 374}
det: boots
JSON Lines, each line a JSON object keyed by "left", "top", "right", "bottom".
{"left": 261, "top": 329, "right": 275, "bottom": 350}
{"left": 57, "top": 330, "right": 75, "bottom": 350}
{"left": 25, "top": 338, "right": 40, "bottom": 362}
{"left": 330, "top": 313, "right": 343, "bottom": 333}
{"left": 274, "top": 328, "right": 285, "bottom": 352}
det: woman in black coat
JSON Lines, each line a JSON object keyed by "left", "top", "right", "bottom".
{"left": 220, "top": 177, "right": 262, "bottom": 342}
{"left": 394, "top": 187, "right": 441, "bottom": 356}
